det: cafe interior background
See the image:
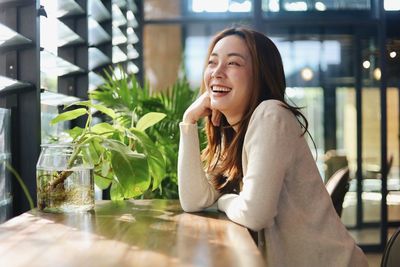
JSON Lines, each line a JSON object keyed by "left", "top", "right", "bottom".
{"left": 1, "top": 0, "right": 400, "bottom": 256}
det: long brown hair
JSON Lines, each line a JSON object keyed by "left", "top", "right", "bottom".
{"left": 200, "top": 27, "right": 310, "bottom": 194}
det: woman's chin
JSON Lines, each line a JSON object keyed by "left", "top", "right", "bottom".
{"left": 210, "top": 101, "right": 228, "bottom": 112}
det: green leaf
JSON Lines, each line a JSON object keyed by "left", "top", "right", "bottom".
{"left": 64, "top": 100, "right": 90, "bottom": 109}
{"left": 102, "top": 139, "right": 145, "bottom": 159}
{"left": 94, "top": 171, "right": 112, "bottom": 190}
{"left": 87, "top": 140, "right": 103, "bottom": 165}
{"left": 110, "top": 181, "right": 124, "bottom": 200}
{"left": 136, "top": 112, "right": 166, "bottom": 132}
{"left": 67, "top": 127, "right": 84, "bottom": 139}
{"left": 101, "top": 160, "right": 110, "bottom": 177}
{"left": 91, "top": 123, "right": 115, "bottom": 135}
{"left": 91, "top": 103, "right": 116, "bottom": 119}
{"left": 93, "top": 150, "right": 112, "bottom": 190}
{"left": 68, "top": 101, "right": 117, "bottom": 119}
{"left": 129, "top": 128, "right": 166, "bottom": 190}
{"left": 111, "top": 150, "right": 150, "bottom": 198}
{"left": 50, "top": 108, "right": 87, "bottom": 125}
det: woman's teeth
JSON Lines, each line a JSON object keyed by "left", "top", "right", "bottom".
{"left": 212, "top": 86, "right": 231, "bottom": 92}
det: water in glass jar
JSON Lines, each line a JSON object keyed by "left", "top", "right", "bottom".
{"left": 36, "top": 167, "right": 94, "bottom": 213}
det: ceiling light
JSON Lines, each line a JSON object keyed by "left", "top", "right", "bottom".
{"left": 315, "top": 2, "right": 326, "bottom": 11}
{"left": 373, "top": 68, "right": 381, "bottom": 80}
{"left": 362, "top": 60, "right": 370, "bottom": 69}
{"left": 301, "top": 67, "right": 313, "bottom": 81}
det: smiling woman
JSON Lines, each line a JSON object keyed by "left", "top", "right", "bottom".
{"left": 178, "top": 26, "right": 369, "bottom": 267}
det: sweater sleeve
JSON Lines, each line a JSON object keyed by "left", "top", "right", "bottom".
{"left": 217, "top": 101, "right": 300, "bottom": 231}
{"left": 178, "top": 123, "right": 221, "bottom": 212}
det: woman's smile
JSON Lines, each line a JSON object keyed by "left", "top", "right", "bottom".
{"left": 211, "top": 85, "right": 232, "bottom": 97}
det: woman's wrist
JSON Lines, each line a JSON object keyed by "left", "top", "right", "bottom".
{"left": 182, "top": 112, "right": 197, "bottom": 124}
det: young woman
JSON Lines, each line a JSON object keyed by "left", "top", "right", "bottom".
{"left": 178, "top": 27, "right": 368, "bottom": 267}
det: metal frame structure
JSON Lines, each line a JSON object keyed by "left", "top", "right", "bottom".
{"left": 0, "top": 0, "right": 41, "bottom": 215}
{"left": 0, "top": 0, "right": 144, "bottom": 215}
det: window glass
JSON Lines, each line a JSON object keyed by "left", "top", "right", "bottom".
{"left": 0, "top": 109, "right": 11, "bottom": 156}
{"left": 272, "top": 37, "right": 344, "bottom": 88}
{"left": 189, "top": 0, "right": 252, "bottom": 13}
{"left": 0, "top": 108, "right": 11, "bottom": 223}
{"left": 286, "top": 87, "right": 325, "bottom": 176}
{"left": 336, "top": 87, "right": 356, "bottom": 228}
{"left": 185, "top": 35, "right": 211, "bottom": 87}
{"left": 262, "top": 0, "right": 371, "bottom": 12}
{"left": 144, "top": 0, "right": 181, "bottom": 19}
{"left": 387, "top": 87, "right": 400, "bottom": 224}
{"left": 41, "top": 104, "right": 70, "bottom": 143}
{"left": 385, "top": 0, "right": 400, "bottom": 11}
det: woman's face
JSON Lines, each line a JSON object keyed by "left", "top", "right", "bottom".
{"left": 204, "top": 35, "right": 253, "bottom": 125}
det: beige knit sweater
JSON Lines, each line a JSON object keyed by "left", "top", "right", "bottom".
{"left": 178, "top": 100, "right": 368, "bottom": 267}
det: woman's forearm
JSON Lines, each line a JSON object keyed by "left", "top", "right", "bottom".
{"left": 178, "top": 123, "right": 220, "bottom": 212}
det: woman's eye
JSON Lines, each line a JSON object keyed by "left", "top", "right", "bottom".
{"left": 228, "top": 62, "right": 240, "bottom": 66}
{"left": 208, "top": 60, "right": 216, "bottom": 65}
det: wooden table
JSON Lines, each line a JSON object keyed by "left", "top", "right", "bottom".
{"left": 0, "top": 199, "right": 265, "bottom": 267}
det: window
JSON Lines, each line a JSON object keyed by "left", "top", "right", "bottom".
{"left": 262, "top": 0, "right": 371, "bottom": 12}
{"left": 189, "top": 0, "right": 252, "bottom": 13}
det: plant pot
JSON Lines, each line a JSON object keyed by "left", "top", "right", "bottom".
{"left": 36, "top": 143, "right": 94, "bottom": 213}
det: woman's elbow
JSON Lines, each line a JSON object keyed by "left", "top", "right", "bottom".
{"left": 178, "top": 191, "right": 203, "bottom": 212}
{"left": 246, "top": 221, "right": 272, "bottom": 232}
{"left": 179, "top": 201, "right": 203, "bottom": 213}
{"left": 242, "top": 218, "right": 271, "bottom": 231}
{"left": 240, "top": 209, "right": 276, "bottom": 231}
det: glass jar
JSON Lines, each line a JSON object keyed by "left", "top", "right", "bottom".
{"left": 36, "top": 143, "right": 94, "bottom": 213}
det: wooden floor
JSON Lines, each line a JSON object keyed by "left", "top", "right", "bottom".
{"left": 366, "top": 253, "right": 382, "bottom": 267}
{"left": 342, "top": 190, "right": 400, "bottom": 267}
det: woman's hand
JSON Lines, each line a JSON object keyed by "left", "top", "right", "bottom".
{"left": 183, "top": 92, "right": 221, "bottom": 126}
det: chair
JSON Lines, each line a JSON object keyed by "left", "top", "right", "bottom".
{"left": 381, "top": 227, "right": 400, "bottom": 267}
{"left": 324, "top": 150, "right": 348, "bottom": 183}
{"left": 362, "top": 154, "right": 395, "bottom": 192}
{"left": 325, "top": 167, "right": 350, "bottom": 217}
{"left": 364, "top": 154, "right": 394, "bottom": 180}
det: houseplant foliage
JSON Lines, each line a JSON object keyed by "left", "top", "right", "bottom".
{"left": 50, "top": 99, "right": 167, "bottom": 200}
{"left": 90, "top": 68, "right": 199, "bottom": 199}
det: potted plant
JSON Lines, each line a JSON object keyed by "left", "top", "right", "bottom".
{"left": 37, "top": 97, "right": 166, "bottom": 212}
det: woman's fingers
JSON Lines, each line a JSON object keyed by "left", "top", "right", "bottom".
{"left": 182, "top": 91, "right": 224, "bottom": 126}
{"left": 201, "top": 92, "right": 222, "bottom": 126}
{"left": 183, "top": 92, "right": 212, "bottom": 124}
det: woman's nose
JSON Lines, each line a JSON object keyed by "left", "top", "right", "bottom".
{"left": 211, "top": 64, "right": 224, "bottom": 78}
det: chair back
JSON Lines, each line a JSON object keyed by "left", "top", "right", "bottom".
{"left": 381, "top": 227, "right": 400, "bottom": 267}
{"left": 325, "top": 167, "right": 350, "bottom": 217}
{"left": 324, "top": 150, "right": 348, "bottom": 183}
